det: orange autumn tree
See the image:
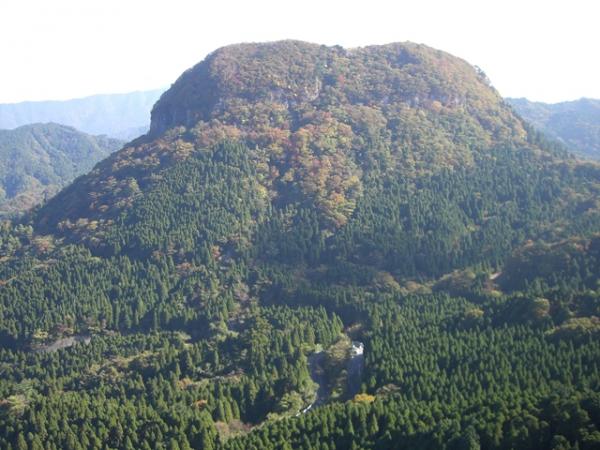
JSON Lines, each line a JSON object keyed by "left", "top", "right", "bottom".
{"left": 282, "top": 113, "right": 362, "bottom": 227}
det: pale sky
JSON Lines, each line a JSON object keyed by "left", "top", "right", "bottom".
{"left": 1, "top": 0, "right": 598, "bottom": 104}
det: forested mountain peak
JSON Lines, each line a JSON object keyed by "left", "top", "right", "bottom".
{"left": 37, "top": 41, "right": 550, "bottom": 239}
{"left": 0, "top": 122, "right": 122, "bottom": 216}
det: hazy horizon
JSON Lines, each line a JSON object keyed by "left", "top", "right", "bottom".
{"left": 2, "top": 86, "right": 599, "bottom": 107}
{"left": 2, "top": 0, "right": 599, "bottom": 104}
{"left": 0, "top": 87, "right": 166, "bottom": 106}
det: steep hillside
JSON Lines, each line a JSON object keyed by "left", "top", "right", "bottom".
{"left": 0, "top": 123, "right": 122, "bottom": 216}
{"left": 508, "top": 97, "right": 600, "bottom": 159}
{"left": 0, "top": 89, "right": 164, "bottom": 138}
{"left": 1, "top": 42, "right": 600, "bottom": 449}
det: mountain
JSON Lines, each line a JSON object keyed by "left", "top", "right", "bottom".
{"left": 0, "top": 89, "right": 164, "bottom": 138}
{"left": 0, "top": 123, "right": 122, "bottom": 217}
{"left": 1, "top": 41, "right": 600, "bottom": 449}
{"left": 37, "top": 41, "right": 532, "bottom": 237}
{"left": 508, "top": 97, "right": 600, "bottom": 159}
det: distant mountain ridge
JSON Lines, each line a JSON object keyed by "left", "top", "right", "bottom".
{"left": 0, "top": 89, "right": 165, "bottom": 139}
{"left": 508, "top": 97, "right": 600, "bottom": 159}
{"left": 0, "top": 123, "right": 122, "bottom": 216}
